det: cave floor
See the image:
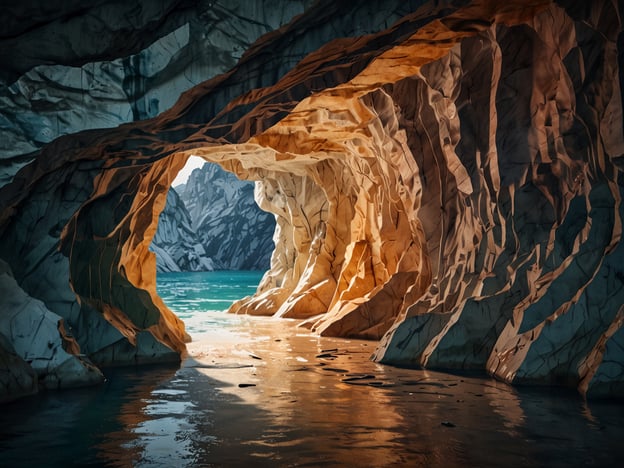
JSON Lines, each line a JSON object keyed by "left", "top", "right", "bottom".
{"left": 1, "top": 312, "right": 623, "bottom": 467}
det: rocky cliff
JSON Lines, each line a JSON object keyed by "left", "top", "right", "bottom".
{"left": 0, "top": 0, "right": 623, "bottom": 401}
{"left": 150, "top": 162, "right": 275, "bottom": 271}
{"left": 150, "top": 186, "right": 216, "bottom": 272}
{"left": 178, "top": 162, "right": 276, "bottom": 270}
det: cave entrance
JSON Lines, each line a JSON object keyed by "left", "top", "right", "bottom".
{"left": 150, "top": 155, "right": 276, "bottom": 336}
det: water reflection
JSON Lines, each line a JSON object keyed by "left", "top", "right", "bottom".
{"left": 96, "top": 371, "right": 199, "bottom": 467}
{"left": 1, "top": 313, "right": 623, "bottom": 467}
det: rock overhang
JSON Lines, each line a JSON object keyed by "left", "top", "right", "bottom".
{"left": 0, "top": 0, "right": 623, "bottom": 400}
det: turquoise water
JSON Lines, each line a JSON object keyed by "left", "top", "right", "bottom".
{"left": 157, "top": 270, "right": 264, "bottom": 316}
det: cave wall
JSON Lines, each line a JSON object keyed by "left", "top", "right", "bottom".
{"left": 0, "top": 0, "right": 623, "bottom": 400}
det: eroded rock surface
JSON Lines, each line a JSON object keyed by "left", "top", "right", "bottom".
{"left": 0, "top": 0, "right": 314, "bottom": 185}
{"left": 0, "top": 334, "right": 37, "bottom": 403}
{"left": 151, "top": 162, "right": 275, "bottom": 272}
{"left": 0, "top": 0, "right": 622, "bottom": 400}
{"left": 178, "top": 162, "right": 275, "bottom": 270}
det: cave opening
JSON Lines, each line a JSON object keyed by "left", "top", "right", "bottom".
{"left": 0, "top": 0, "right": 619, "bottom": 413}
{"left": 1, "top": 1, "right": 623, "bottom": 465}
{"left": 150, "top": 155, "right": 277, "bottom": 337}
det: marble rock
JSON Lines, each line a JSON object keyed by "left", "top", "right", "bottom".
{"left": 0, "top": 0, "right": 314, "bottom": 185}
{"left": 178, "top": 162, "right": 276, "bottom": 270}
{"left": 151, "top": 162, "right": 275, "bottom": 271}
{"left": 0, "top": 333, "right": 38, "bottom": 403}
{"left": 0, "top": 0, "right": 623, "bottom": 400}
{"left": 0, "top": 260, "right": 103, "bottom": 391}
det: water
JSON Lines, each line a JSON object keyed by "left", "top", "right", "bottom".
{"left": 156, "top": 270, "right": 264, "bottom": 319}
{"left": 1, "top": 271, "right": 623, "bottom": 467}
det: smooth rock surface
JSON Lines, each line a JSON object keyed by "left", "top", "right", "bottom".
{"left": 0, "top": 0, "right": 622, "bottom": 400}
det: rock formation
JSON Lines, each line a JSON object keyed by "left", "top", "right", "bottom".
{"left": 0, "top": 259, "right": 103, "bottom": 401}
{"left": 0, "top": 0, "right": 622, "bottom": 400}
{"left": 0, "top": 0, "right": 314, "bottom": 185}
{"left": 150, "top": 161, "right": 275, "bottom": 272}
{"left": 176, "top": 162, "right": 276, "bottom": 270}
{"left": 150, "top": 186, "right": 216, "bottom": 272}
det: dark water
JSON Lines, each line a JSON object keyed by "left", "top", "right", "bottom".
{"left": 1, "top": 272, "right": 623, "bottom": 467}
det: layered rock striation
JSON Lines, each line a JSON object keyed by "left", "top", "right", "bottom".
{"left": 179, "top": 162, "right": 276, "bottom": 270}
{"left": 0, "top": 259, "right": 103, "bottom": 402}
{"left": 0, "top": 0, "right": 623, "bottom": 400}
{"left": 0, "top": 0, "right": 314, "bottom": 185}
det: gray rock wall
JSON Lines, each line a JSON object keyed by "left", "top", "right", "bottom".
{"left": 0, "top": 260, "right": 103, "bottom": 402}
{"left": 150, "top": 186, "right": 215, "bottom": 272}
{"left": 179, "top": 163, "right": 276, "bottom": 270}
{"left": 0, "top": 0, "right": 314, "bottom": 185}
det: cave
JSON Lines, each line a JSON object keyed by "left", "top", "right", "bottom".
{"left": 0, "top": 0, "right": 623, "bottom": 464}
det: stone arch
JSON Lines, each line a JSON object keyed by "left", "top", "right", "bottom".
{"left": 1, "top": 0, "right": 623, "bottom": 399}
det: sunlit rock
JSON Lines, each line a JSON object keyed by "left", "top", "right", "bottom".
{"left": 0, "top": 0, "right": 622, "bottom": 400}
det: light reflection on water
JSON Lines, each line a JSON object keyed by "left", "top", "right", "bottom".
{"left": 1, "top": 274, "right": 623, "bottom": 467}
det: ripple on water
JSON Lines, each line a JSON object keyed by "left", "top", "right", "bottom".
{"left": 0, "top": 273, "right": 622, "bottom": 467}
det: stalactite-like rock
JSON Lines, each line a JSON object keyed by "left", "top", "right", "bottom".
{"left": 0, "top": 0, "right": 622, "bottom": 400}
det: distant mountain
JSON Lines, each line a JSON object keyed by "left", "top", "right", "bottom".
{"left": 180, "top": 163, "right": 276, "bottom": 270}
{"left": 150, "top": 187, "right": 215, "bottom": 272}
{"left": 151, "top": 163, "right": 275, "bottom": 271}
